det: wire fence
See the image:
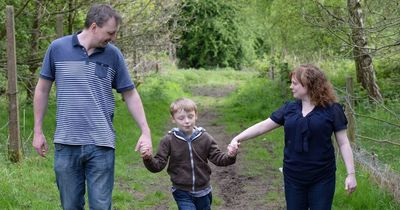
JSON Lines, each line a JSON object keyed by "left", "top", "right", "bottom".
{"left": 338, "top": 77, "right": 400, "bottom": 202}
{"left": 0, "top": 121, "right": 10, "bottom": 131}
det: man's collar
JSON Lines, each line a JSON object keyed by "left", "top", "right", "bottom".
{"left": 72, "top": 31, "right": 82, "bottom": 47}
{"left": 72, "top": 31, "right": 105, "bottom": 53}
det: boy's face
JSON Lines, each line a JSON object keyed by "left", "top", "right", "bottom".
{"left": 172, "top": 109, "right": 197, "bottom": 136}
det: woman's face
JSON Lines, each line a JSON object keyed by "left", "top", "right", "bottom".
{"left": 290, "top": 76, "right": 308, "bottom": 100}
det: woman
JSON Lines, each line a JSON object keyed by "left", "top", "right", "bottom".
{"left": 230, "top": 64, "right": 357, "bottom": 210}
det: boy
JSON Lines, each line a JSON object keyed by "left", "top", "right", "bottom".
{"left": 140, "top": 98, "right": 238, "bottom": 210}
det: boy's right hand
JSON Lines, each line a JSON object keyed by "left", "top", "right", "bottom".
{"left": 139, "top": 144, "right": 152, "bottom": 160}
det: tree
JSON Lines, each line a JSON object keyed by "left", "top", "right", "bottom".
{"left": 26, "top": 0, "right": 43, "bottom": 102}
{"left": 175, "top": 0, "right": 245, "bottom": 69}
{"left": 116, "top": 0, "right": 181, "bottom": 64}
{"left": 347, "top": 0, "right": 382, "bottom": 102}
{"left": 307, "top": 0, "right": 386, "bottom": 102}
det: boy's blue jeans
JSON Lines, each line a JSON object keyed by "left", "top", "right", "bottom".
{"left": 172, "top": 189, "right": 212, "bottom": 210}
{"left": 54, "top": 144, "right": 115, "bottom": 210}
{"left": 284, "top": 174, "right": 335, "bottom": 210}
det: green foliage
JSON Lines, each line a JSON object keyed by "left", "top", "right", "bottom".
{"left": 222, "top": 77, "right": 285, "bottom": 132}
{"left": 261, "top": 0, "right": 346, "bottom": 60}
{"left": 354, "top": 101, "right": 400, "bottom": 173}
{"left": 253, "top": 53, "right": 286, "bottom": 78}
{"left": 375, "top": 59, "right": 400, "bottom": 100}
{"left": 334, "top": 159, "right": 400, "bottom": 210}
{"left": 176, "top": 0, "right": 245, "bottom": 69}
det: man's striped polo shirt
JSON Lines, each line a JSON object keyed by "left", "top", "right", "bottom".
{"left": 40, "top": 33, "right": 135, "bottom": 148}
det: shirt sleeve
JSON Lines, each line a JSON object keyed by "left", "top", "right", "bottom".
{"left": 143, "top": 135, "right": 170, "bottom": 173}
{"left": 207, "top": 133, "right": 236, "bottom": 166}
{"left": 270, "top": 102, "right": 289, "bottom": 125}
{"left": 332, "top": 103, "right": 348, "bottom": 132}
{"left": 112, "top": 48, "right": 135, "bottom": 93}
{"left": 39, "top": 45, "right": 55, "bottom": 81}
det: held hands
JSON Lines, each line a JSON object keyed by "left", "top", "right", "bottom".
{"left": 227, "top": 139, "right": 240, "bottom": 157}
{"left": 345, "top": 173, "right": 357, "bottom": 195}
{"left": 135, "top": 133, "right": 152, "bottom": 159}
{"left": 138, "top": 142, "right": 152, "bottom": 160}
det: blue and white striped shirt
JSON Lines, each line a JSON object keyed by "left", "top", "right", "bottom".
{"left": 40, "top": 32, "right": 134, "bottom": 148}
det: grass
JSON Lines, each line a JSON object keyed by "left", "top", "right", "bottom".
{"left": 353, "top": 101, "right": 400, "bottom": 173}
{"left": 333, "top": 159, "right": 400, "bottom": 209}
{"left": 0, "top": 66, "right": 399, "bottom": 209}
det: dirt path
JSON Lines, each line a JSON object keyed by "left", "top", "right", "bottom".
{"left": 145, "top": 84, "right": 285, "bottom": 209}
{"left": 192, "top": 85, "right": 285, "bottom": 210}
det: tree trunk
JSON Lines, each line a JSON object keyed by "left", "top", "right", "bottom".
{"left": 169, "top": 42, "right": 176, "bottom": 65}
{"left": 347, "top": 0, "right": 383, "bottom": 102}
{"left": 68, "top": 0, "right": 73, "bottom": 34}
{"left": 26, "top": 0, "right": 42, "bottom": 102}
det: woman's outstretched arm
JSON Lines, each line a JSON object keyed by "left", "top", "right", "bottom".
{"left": 231, "top": 118, "right": 281, "bottom": 144}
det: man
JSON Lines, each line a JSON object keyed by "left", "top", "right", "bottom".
{"left": 32, "top": 4, "right": 152, "bottom": 209}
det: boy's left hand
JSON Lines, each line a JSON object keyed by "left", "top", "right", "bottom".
{"left": 227, "top": 143, "right": 239, "bottom": 157}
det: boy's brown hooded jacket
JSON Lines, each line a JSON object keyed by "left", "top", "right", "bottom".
{"left": 143, "top": 127, "right": 236, "bottom": 192}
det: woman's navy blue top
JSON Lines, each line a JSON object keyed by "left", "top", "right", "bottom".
{"left": 270, "top": 100, "right": 348, "bottom": 184}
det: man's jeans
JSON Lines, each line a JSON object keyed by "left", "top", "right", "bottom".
{"left": 172, "top": 189, "right": 212, "bottom": 210}
{"left": 54, "top": 144, "right": 115, "bottom": 210}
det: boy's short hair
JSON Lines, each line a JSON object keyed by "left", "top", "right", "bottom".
{"left": 170, "top": 98, "right": 197, "bottom": 116}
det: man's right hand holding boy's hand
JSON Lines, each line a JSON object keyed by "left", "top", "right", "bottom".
{"left": 139, "top": 143, "right": 152, "bottom": 160}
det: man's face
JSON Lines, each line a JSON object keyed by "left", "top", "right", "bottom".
{"left": 93, "top": 17, "right": 118, "bottom": 48}
{"left": 172, "top": 109, "right": 197, "bottom": 136}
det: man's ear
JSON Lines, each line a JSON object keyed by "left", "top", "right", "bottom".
{"left": 89, "top": 22, "right": 97, "bottom": 32}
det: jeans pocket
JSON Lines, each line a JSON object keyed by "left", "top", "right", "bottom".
{"left": 54, "top": 143, "right": 65, "bottom": 151}
{"left": 95, "top": 62, "right": 108, "bottom": 79}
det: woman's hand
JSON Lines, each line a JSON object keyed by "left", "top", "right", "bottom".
{"left": 345, "top": 173, "right": 357, "bottom": 194}
{"left": 227, "top": 138, "right": 240, "bottom": 157}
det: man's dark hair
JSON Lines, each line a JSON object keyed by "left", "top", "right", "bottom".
{"left": 84, "top": 4, "right": 122, "bottom": 28}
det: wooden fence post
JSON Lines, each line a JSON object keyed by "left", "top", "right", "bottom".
{"left": 345, "top": 77, "right": 356, "bottom": 143}
{"left": 56, "top": 14, "right": 64, "bottom": 38}
{"left": 279, "top": 62, "right": 289, "bottom": 99}
{"left": 6, "top": 5, "right": 22, "bottom": 162}
{"left": 268, "top": 65, "right": 275, "bottom": 80}
{"left": 169, "top": 42, "right": 176, "bottom": 65}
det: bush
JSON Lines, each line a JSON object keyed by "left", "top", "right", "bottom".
{"left": 176, "top": 0, "right": 245, "bottom": 69}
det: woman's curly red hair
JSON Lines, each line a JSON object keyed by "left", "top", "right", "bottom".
{"left": 290, "top": 64, "right": 337, "bottom": 107}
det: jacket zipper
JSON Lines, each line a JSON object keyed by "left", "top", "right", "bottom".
{"left": 188, "top": 141, "right": 196, "bottom": 192}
